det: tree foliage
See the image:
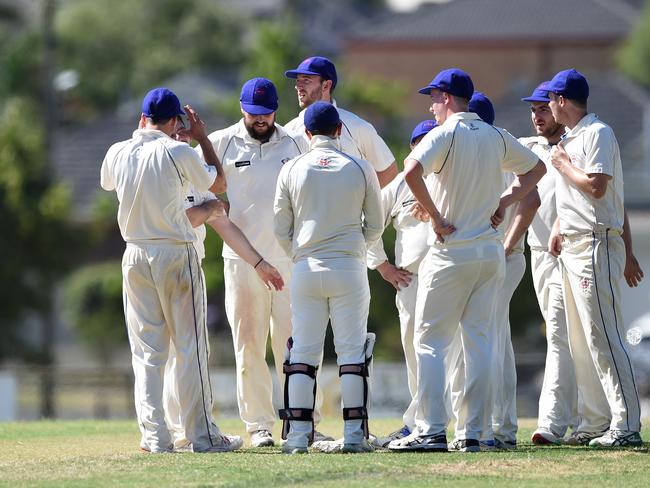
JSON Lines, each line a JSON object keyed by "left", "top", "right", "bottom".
{"left": 618, "top": 1, "right": 650, "bottom": 88}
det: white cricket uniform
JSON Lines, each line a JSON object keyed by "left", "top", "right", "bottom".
{"left": 202, "top": 120, "right": 305, "bottom": 433}
{"left": 163, "top": 186, "right": 219, "bottom": 450}
{"left": 366, "top": 172, "right": 429, "bottom": 430}
{"left": 285, "top": 101, "right": 395, "bottom": 174}
{"left": 274, "top": 135, "right": 383, "bottom": 447}
{"left": 520, "top": 136, "right": 581, "bottom": 437}
{"left": 100, "top": 129, "right": 221, "bottom": 452}
{"left": 409, "top": 112, "right": 538, "bottom": 441}
{"left": 556, "top": 114, "right": 641, "bottom": 433}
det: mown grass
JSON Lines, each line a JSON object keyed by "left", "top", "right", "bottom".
{"left": 0, "top": 418, "right": 648, "bottom": 487}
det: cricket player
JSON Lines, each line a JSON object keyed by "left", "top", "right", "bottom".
{"left": 284, "top": 56, "right": 398, "bottom": 188}
{"left": 547, "top": 69, "right": 642, "bottom": 447}
{"left": 100, "top": 88, "right": 242, "bottom": 453}
{"left": 388, "top": 69, "right": 546, "bottom": 452}
{"left": 163, "top": 121, "right": 285, "bottom": 452}
{"left": 274, "top": 102, "right": 383, "bottom": 454}
{"left": 366, "top": 120, "right": 437, "bottom": 446}
{"left": 199, "top": 78, "right": 309, "bottom": 447}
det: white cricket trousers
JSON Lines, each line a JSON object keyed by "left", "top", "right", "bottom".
{"left": 122, "top": 242, "right": 220, "bottom": 452}
{"left": 490, "top": 252, "right": 525, "bottom": 443}
{"left": 414, "top": 240, "right": 504, "bottom": 441}
{"left": 224, "top": 258, "right": 293, "bottom": 433}
{"left": 531, "top": 249, "right": 579, "bottom": 436}
{"left": 287, "top": 258, "right": 370, "bottom": 447}
{"left": 396, "top": 274, "right": 419, "bottom": 431}
{"left": 560, "top": 231, "right": 641, "bottom": 433}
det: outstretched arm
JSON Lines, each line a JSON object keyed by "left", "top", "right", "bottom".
{"left": 503, "top": 188, "right": 540, "bottom": 256}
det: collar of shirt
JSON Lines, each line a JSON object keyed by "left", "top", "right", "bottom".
{"left": 562, "top": 113, "right": 598, "bottom": 141}
{"left": 309, "top": 134, "right": 342, "bottom": 151}
{"left": 234, "top": 119, "right": 288, "bottom": 145}
{"left": 443, "top": 111, "right": 482, "bottom": 125}
{"left": 131, "top": 128, "right": 171, "bottom": 140}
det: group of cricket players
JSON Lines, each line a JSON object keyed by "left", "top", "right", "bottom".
{"left": 100, "top": 54, "right": 645, "bottom": 454}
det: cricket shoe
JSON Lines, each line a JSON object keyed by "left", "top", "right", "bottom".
{"left": 282, "top": 443, "right": 309, "bottom": 455}
{"left": 342, "top": 438, "right": 375, "bottom": 453}
{"left": 448, "top": 439, "right": 480, "bottom": 453}
{"left": 563, "top": 430, "right": 607, "bottom": 446}
{"left": 250, "top": 429, "right": 275, "bottom": 447}
{"left": 388, "top": 432, "right": 448, "bottom": 452}
{"left": 588, "top": 430, "right": 643, "bottom": 448}
{"left": 198, "top": 434, "right": 243, "bottom": 453}
{"left": 479, "top": 439, "right": 495, "bottom": 451}
{"left": 531, "top": 428, "right": 562, "bottom": 446}
{"left": 373, "top": 425, "right": 411, "bottom": 448}
{"left": 494, "top": 438, "right": 517, "bottom": 450}
{"left": 311, "top": 438, "right": 343, "bottom": 453}
{"left": 311, "top": 430, "right": 335, "bottom": 443}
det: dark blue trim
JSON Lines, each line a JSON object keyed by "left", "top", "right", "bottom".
{"left": 433, "top": 123, "right": 458, "bottom": 175}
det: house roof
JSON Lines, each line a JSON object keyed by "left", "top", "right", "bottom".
{"left": 348, "top": 0, "right": 636, "bottom": 44}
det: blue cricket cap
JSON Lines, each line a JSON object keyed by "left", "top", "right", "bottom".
{"left": 285, "top": 56, "right": 338, "bottom": 89}
{"left": 410, "top": 119, "right": 438, "bottom": 145}
{"left": 142, "top": 88, "right": 185, "bottom": 120}
{"left": 304, "top": 101, "right": 340, "bottom": 133}
{"left": 240, "top": 77, "right": 279, "bottom": 115}
{"left": 548, "top": 69, "right": 589, "bottom": 100}
{"left": 468, "top": 91, "right": 495, "bottom": 125}
{"left": 418, "top": 68, "right": 474, "bottom": 100}
{"left": 521, "top": 81, "right": 551, "bottom": 103}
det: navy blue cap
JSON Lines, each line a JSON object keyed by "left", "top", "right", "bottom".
{"left": 521, "top": 81, "right": 551, "bottom": 103}
{"left": 285, "top": 56, "right": 338, "bottom": 89}
{"left": 304, "top": 101, "right": 340, "bottom": 133}
{"left": 418, "top": 68, "right": 474, "bottom": 100}
{"left": 142, "top": 88, "right": 185, "bottom": 120}
{"left": 468, "top": 91, "right": 495, "bottom": 125}
{"left": 548, "top": 69, "right": 589, "bottom": 100}
{"left": 410, "top": 119, "right": 438, "bottom": 145}
{"left": 240, "top": 77, "right": 278, "bottom": 115}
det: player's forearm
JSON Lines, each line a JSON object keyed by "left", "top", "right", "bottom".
{"left": 197, "top": 137, "right": 226, "bottom": 194}
{"left": 207, "top": 216, "right": 262, "bottom": 266}
{"left": 622, "top": 209, "right": 634, "bottom": 256}
{"left": 376, "top": 162, "right": 398, "bottom": 189}
{"left": 186, "top": 199, "right": 224, "bottom": 228}
{"left": 500, "top": 160, "right": 546, "bottom": 209}
{"left": 404, "top": 159, "right": 442, "bottom": 225}
{"left": 504, "top": 189, "right": 540, "bottom": 251}
{"left": 556, "top": 161, "right": 608, "bottom": 199}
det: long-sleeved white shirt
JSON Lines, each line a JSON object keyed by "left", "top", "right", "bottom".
{"left": 100, "top": 129, "right": 216, "bottom": 243}
{"left": 366, "top": 172, "right": 429, "bottom": 274}
{"left": 273, "top": 135, "right": 383, "bottom": 264}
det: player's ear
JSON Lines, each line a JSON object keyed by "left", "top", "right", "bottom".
{"left": 305, "top": 128, "right": 313, "bottom": 140}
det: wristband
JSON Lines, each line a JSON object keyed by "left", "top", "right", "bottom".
{"left": 253, "top": 257, "right": 264, "bottom": 269}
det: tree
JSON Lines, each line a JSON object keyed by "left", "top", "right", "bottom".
{"left": 618, "top": 1, "right": 650, "bottom": 87}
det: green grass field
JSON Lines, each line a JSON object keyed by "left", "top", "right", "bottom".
{"left": 0, "top": 418, "right": 648, "bottom": 487}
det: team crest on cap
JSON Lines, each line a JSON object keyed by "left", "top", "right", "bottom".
{"left": 255, "top": 88, "right": 266, "bottom": 96}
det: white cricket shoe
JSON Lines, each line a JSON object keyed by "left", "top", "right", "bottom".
{"left": 311, "top": 438, "right": 343, "bottom": 453}
{"left": 588, "top": 430, "right": 643, "bottom": 448}
{"left": 448, "top": 438, "right": 480, "bottom": 452}
{"left": 250, "top": 429, "right": 275, "bottom": 447}
{"left": 563, "top": 430, "right": 607, "bottom": 446}
{"left": 373, "top": 425, "right": 411, "bottom": 448}
{"left": 312, "top": 430, "right": 335, "bottom": 443}
{"left": 342, "top": 438, "right": 375, "bottom": 453}
{"left": 198, "top": 434, "right": 243, "bottom": 453}
{"left": 531, "top": 428, "right": 562, "bottom": 446}
{"left": 388, "top": 432, "right": 448, "bottom": 452}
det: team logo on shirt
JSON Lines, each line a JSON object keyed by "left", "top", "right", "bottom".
{"left": 235, "top": 160, "right": 251, "bottom": 167}
{"left": 579, "top": 277, "right": 591, "bottom": 295}
{"left": 318, "top": 158, "right": 330, "bottom": 167}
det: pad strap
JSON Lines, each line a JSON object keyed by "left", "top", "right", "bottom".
{"left": 280, "top": 360, "right": 318, "bottom": 441}
{"left": 279, "top": 408, "right": 314, "bottom": 421}
{"left": 338, "top": 363, "right": 369, "bottom": 377}
{"left": 284, "top": 362, "right": 317, "bottom": 378}
{"left": 342, "top": 407, "right": 368, "bottom": 420}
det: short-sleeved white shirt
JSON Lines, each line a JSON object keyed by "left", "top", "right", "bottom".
{"left": 407, "top": 112, "right": 539, "bottom": 247}
{"left": 555, "top": 113, "right": 624, "bottom": 233}
{"left": 202, "top": 120, "right": 306, "bottom": 262}
{"left": 274, "top": 135, "right": 383, "bottom": 264}
{"left": 184, "top": 185, "right": 217, "bottom": 261}
{"left": 366, "top": 172, "right": 429, "bottom": 273}
{"left": 100, "top": 129, "right": 216, "bottom": 243}
{"left": 285, "top": 102, "right": 394, "bottom": 173}
{"left": 519, "top": 136, "right": 557, "bottom": 250}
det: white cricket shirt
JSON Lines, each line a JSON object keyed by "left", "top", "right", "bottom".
{"left": 408, "top": 112, "right": 539, "bottom": 247}
{"left": 556, "top": 114, "right": 624, "bottom": 234}
{"left": 519, "top": 136, "right": 557, "bottom": 250}
{"left": 184, "top": 185, "right": 218, "bottom": 261}
{"left": 100, "top": 129, "right": 217, "bottom": 243}
{"left": 274, "top": 135, "right": 383, "bottom": 264}
{"left": 202, "top": 120, "right": 306, "bottom": 262}
{"left": 285, "top": 101, "right": 394, "bottom": 173}
{"left": 366, "top": 172, "right": 429, "bottom": 273}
